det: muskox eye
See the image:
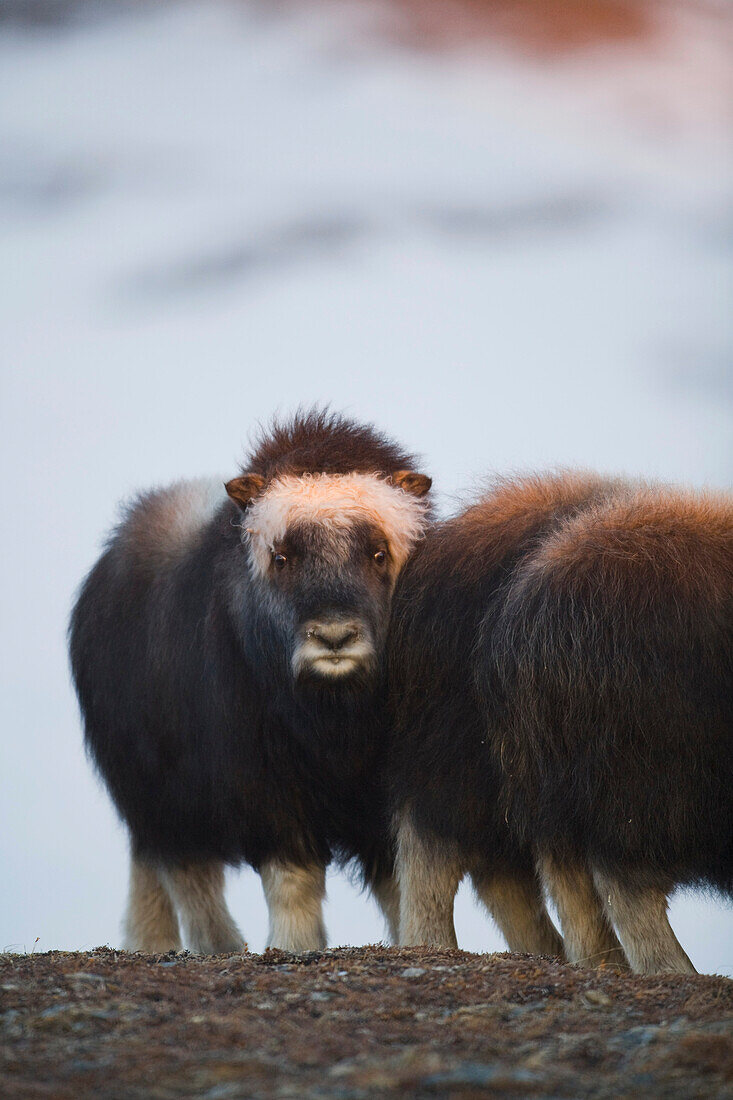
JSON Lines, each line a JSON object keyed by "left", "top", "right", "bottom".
{"left": 273, "top": 553, "right": 287, "bottom": 571}
{"left": 373, "top": 550, "right": 387, "bottom": 566}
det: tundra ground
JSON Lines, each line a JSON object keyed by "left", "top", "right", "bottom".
{"left": 1, "top": 946, "right": 731, "bottom": 1098}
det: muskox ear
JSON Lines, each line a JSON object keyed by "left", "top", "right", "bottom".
{"left": 390, "top": 470, "right": 432, "bottom": 498}
{"left": 225, "top": 473, "right": 266, "bottom": 510}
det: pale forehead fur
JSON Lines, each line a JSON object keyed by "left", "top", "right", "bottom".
{"left": 245, "top": 472, "right": 429, "bottom": 575}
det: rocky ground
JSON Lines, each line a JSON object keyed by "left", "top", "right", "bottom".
{"left": 1, "top": 946, "right": 731, "bottom": 1098}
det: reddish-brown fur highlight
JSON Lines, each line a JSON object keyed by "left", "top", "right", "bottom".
{"left": 532, "top": 487, "right": 733, "bottom": 605}
{"left": 446, "top": 471, "right": 624, "bottom": 571}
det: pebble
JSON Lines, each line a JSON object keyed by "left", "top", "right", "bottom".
{"left": 401, "top": 967, "right": 426, "bottom": 978}
{"left": 69, "top": 972, "right": 107, "bottom": 988}
{"left": 584, "top": 989, "right": 612, "bottom": 1007}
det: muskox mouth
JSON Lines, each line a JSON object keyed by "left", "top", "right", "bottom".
{"left": 308, "top": 652, "right": 367, "bottom": 677}
{"left": 291, "top": 628, "right": 376, "bottom": 685}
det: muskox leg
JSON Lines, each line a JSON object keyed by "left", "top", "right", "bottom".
{"left": 123, "top": 855, "right": 182, "bottom": 953}
{"left": 592, "top": 870, "right": 696, "bottom": 975}
{"left": 471, "top": 866, "right": 565, "bottom": 957}
{"left": 159, "top": 862, "right": 245, "bottom": 955}
{"left": 260, "top": 861, "right": 327, "bottom": 953}
{"left": 540, "top": 854, "right": 629, "bottom": 969}
{"left": 370, "top": 874, "right": 401, "bottom": 944}
{"left": 396, "top": 812, "right": 462, "bottom": 947}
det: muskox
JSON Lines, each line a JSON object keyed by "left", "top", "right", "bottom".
{"left": 389, "top": 473, "right": 732, "bottom": 973}
{"left": 69, "top": 410, "right": 432, "bottom": 953}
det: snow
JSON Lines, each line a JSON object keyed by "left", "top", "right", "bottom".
{"left": 1, "top": 0, "right": 731, "bottom": 972}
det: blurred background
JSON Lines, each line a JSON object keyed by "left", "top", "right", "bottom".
{"left": 1, "top": 0, "right": 731, "bottom": 972}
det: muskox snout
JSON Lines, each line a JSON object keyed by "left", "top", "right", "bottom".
{"left": 293, "top": 617, "right": 375, "bottom": 682}
{"left": 306, "top": 620, "right": 361, "bottom": 652}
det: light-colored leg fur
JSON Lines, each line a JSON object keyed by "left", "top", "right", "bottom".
{"left": 471, "top": 867, "right": 565, "bottom": 957}
{"left": 593, "top": 870, "right": 696, "bottom": 975}
{"left": 540, "top": 854, "right": 629, "bottom": 969}
{"left": 160, "top": 862, "right": 245, "bottom": 954}
{"left": 370, "top": 874, "right": 401, "bottom": 944}
{"left": 396, "top": 813, "right": 462, "bottom": 947}
{"left": 124, "top": 856, "right": 182, "bottom": 952}
{"left": 260, "top": 861, "right": 327, "bottom": 952}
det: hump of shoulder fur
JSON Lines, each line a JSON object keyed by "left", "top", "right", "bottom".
{"left": 523, "top": 484, "right": 733, "bottom": 605}
{"left": 464, "top": 471, "right": 627, "bottom": 528}
{"left": 429, "top": 471, "right": 626, "bottom": 570}
{"left": 114, "top": 478, "right": 227, "bottom": 565}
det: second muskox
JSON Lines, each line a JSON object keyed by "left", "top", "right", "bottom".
{"left": 69, "top": 410, "right": 431, "bottom": 953}
{"left": 389, "top": 472, "right": 732, "bottom": 973}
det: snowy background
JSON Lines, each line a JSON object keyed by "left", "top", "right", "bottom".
{"left": 1, "top": 0, "right": 731, "bottom": 972}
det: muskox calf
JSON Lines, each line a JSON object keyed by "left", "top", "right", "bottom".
{"left": 389, "top": 473, "right": 732, "bottom": 973}
{"left": 69, "top": 411, "right": 431, "bottom": 953}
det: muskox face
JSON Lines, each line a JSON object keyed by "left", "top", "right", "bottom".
{"left": 226, "top": 470, "right": 431, "bottom": 688}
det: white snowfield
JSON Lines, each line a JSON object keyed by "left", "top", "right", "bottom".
{"left": 1, "top": 1, "right": 731, "bottom": 971}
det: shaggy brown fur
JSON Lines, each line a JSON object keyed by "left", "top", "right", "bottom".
{"left": 490, "top": 483, "right": 732, "bottom": 968}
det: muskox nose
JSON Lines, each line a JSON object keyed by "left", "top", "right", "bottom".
{"left": 307, "top": 621, "right": 360, "bottom": 651}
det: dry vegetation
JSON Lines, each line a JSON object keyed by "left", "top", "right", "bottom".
{"left": 2, "top": 946, "right": 732, "bottom": 1098}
